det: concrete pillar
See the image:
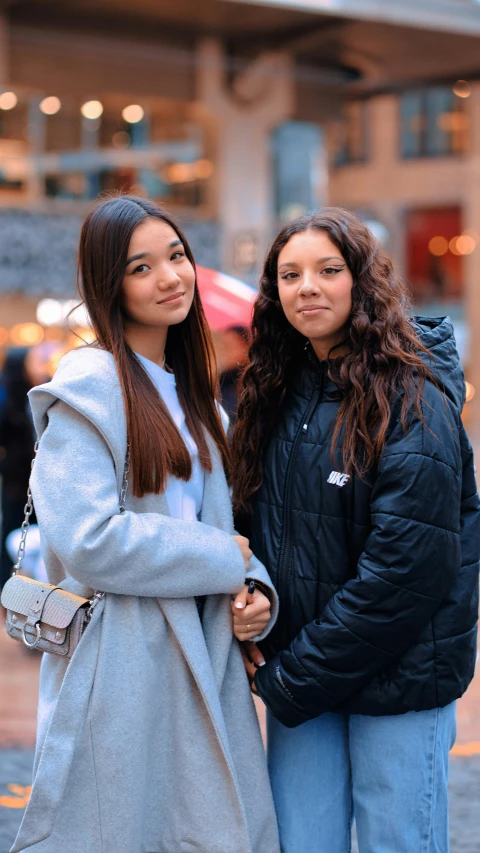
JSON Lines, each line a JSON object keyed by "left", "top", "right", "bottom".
{"left": 0, "top": 15, "right": 8, "bottom": 86}
{"left": 197, "top": 38, "right": 294, "bottom": 282}
{"left": 371, "top": 96, "right": 398, "bottom": 173}
{"left": 26, "top": 96, "right": 46, "bottom": 202}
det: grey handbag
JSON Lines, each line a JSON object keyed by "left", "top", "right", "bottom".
{"left": 1, "top": 439, "right": 129, "bottom": 658}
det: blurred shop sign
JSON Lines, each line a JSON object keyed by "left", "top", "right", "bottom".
{"left": 232, "top": 233, "right": 258, "bottom": 274}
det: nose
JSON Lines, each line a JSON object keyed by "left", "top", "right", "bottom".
{"left": 298, "top": 270, "right": 321, "bottom": 297}
{"left": 157, "top": 264, "right": 182, "bottom": 291}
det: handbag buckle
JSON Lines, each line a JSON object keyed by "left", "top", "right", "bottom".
{"left": 22, "top": 622, "right": 41, "bottom": 649}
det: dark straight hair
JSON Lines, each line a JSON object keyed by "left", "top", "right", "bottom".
{"left": 78, "top": 194, "right": 230, "bottom": 498}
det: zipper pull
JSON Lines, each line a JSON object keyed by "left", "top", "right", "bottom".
{"left": 302, "top": 423, "right": 308, "bottom": 431}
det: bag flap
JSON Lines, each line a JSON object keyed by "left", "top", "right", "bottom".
{"left": 1, "top": 575, "right": 89, "bottom": 628}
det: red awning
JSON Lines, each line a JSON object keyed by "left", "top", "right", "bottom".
{"left": 196, "top": 266, "right": 256, "bottom": 331}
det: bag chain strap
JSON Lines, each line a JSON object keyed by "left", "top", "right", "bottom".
{"left": 13, "top": 441, "right": 39, "bottom": 575}
{"left": 13, "top": 439, "right": 130, "bottom": 620}
{"left": 119, "top": 442, "right": 130, "bottom": 514}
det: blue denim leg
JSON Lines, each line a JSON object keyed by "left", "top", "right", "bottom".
{"left": 349, "top": 703, "right": 457, "bottom": 853}
{"left": 267, "top": 710, "right": 352, "bottom": 853}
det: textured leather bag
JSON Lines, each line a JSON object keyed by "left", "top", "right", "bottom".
{"left": 2, "top": 574, "right": 92, "bottom": 658}
{"left": 1, "top": 440, "right": 129, "bottom": 658}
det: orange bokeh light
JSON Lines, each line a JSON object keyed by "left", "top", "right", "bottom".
{"left": 428, "top": 236, "right": 449, "bottom": 257}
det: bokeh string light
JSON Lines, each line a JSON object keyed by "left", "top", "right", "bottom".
{"left": 0, "top": 91, "right": 18, "bottom": 110}
{"left": 81, "top": 100, "right": 104, "bottom": 119}
{"left": 122, "top": 104, "right": 144, "bottom": 123}
{"left": 429, "top": 232, "right": 477, "bottom": 257}
{"left": 453, "top": 80, "right": 471, "bottom": 99}
{"left": 40, "top": 96, "right": 61, "bottom": 115}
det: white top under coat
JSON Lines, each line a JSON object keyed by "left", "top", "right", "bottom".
{"left": 136, "top": 352, "right": 205, "bottom": 521}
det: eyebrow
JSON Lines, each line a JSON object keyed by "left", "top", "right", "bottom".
{"left": 126, "top": 240, "right": 183, "bottom": 266}
{"left": 278, "top": 255, "right": 345, "bottom": 270}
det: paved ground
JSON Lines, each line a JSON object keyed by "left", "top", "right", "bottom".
{"left": 0, "top": 750, "right": 32, "bottom": 853}
{"left": 0, "top": 617, "right": 479, "bottom": 852}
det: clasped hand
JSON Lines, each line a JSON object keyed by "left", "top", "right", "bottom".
{"left": 231, "top": 535, "right": 271, "bottom": 642}
{"left": 231, "top": 585, "right": 271, "bottom": 642}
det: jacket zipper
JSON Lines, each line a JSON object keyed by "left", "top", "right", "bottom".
{"left": 276, "top": 370, "right": 324, "bottom": 645}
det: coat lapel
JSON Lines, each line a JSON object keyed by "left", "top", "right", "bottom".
{"left": 201, "top": 439, "right": 236, "bottom": 535}
{"left": 159, "top": 441, "right": 241, "bottom": 759}
{"left": 200, "top": 441, "right": 240, "bottom": 690}
{"left": 158, "top": 598, "right": 235, "bottom": 766}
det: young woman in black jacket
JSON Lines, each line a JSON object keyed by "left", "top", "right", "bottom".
{"left": 232, "top": 209, "right": 479, "bottom": 853}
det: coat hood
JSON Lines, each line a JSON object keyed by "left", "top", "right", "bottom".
{"left": 413, "top": 315, "right": 465, "bottom": 411}
{"left": 28, "top": 347, "right": 127, "bottom": 478}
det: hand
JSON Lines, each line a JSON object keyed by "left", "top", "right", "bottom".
{"left": 240, "top": 641, "right": 265, "bottom": 694}
{"left": 232, "top": 584, "right": 271, "bottom": 641}
{"left": 232, "top": 535, "right": 252, "bottom": 571}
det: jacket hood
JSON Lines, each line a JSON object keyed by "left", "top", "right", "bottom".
{"left": 413, "top": 315, "right": 465, "bottom": 411}
{"left": 28, "top": 347, "right": 127, "bottom": 477}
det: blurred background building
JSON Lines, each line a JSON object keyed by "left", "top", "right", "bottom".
{"left": 0, "top": 0, "right": 480, "bottom": 423}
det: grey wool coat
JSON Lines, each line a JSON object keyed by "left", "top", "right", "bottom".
{"left": 11, "top": 347, "right": 280, "bottom": 853}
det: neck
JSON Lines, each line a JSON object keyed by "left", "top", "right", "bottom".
{"left": 310, "top": 332, "right": 349, "bottom": 363}
{"left": 123, "top": 323, "right": 168, "bottom": 367}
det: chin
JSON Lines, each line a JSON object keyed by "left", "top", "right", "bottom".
{"left": 165, "top": 306, "right": 192, "bottom": 326}
{"left": 298, "top": 321, "right": 333, "bottom": 339}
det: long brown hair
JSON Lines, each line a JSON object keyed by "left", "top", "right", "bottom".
{"left": 232, "top": 208, "right": 433, "bottom": 513}
{"left": 78, "top": 194, "right": 229, "bottom": 498}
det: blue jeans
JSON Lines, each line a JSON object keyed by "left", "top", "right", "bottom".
{"left": 267, "top": 703, "right": 456, "bottom": 853}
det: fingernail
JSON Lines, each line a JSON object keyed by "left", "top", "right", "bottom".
{"left": 259, "top": 661, "right": 266, "bottom": 666}
{"left": 234, "top": 602, "right": 244, "bottom": 609}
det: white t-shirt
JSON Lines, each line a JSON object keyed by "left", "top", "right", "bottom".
{"left": 136, "top": 353, "right": 205, "bottom": 521}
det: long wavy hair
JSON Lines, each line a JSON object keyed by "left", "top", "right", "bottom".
{"left": 78, "top": 194, "right": 229, "bottom": 498}
{"left": 232, "top": 208, "right": 433, "bottom": 513}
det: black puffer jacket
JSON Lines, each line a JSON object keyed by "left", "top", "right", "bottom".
{"left": 247, "top": 317, "right": 479, "bottom": 727}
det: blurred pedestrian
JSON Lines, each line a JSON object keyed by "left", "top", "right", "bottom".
{"left": 10, "top": 195, "right": 280, "bottom": 853}
{"left": 219, "top": 325, "right": 250, "bottom": 424}
{"left": 232, "top": 208, "right": 479, "bottom": 853}
{"left": 0, "top": 348, "right": 39, "bottom": 590}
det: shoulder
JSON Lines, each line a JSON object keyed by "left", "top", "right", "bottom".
{"left": 28, "top": 347, "right": 125, "bottom": 449}
{"left": 31, "top": 347, "right": 120, "bottom": 409}
{"left": 383, "top": 378, "right": 462, "bottom": 474}
{"left": 54, "top": 346, "right": 117, "bottom": 382}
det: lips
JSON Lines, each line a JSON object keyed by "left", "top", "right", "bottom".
{"left": 298, "top": 305, "right": 328, "bottom": 314}
{"left": 158, "top": 292, "right": 185, "bottom": 305}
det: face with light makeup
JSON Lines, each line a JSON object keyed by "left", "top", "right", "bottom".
{"left": 277, "top": 228, "right": 354, "bottom": 360}
{"left": 121, "top": 217, "right": 196, "bottom": 331}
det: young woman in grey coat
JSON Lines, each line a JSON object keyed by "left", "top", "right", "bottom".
{"left": 11, "top": 195, "right": 280, "bottom": 853}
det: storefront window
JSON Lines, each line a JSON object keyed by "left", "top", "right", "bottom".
{"left": 405, "top": 206, "right": 469, "bottom": 362}
{"left": 272, "top": 121, "right": 323, "bottom": 223}
{"left": 400, "top": 87, "right": 469, "bottom": 158}
{"left": 332, "top": 101, "right": 368, "bottom": 167}
{"left": 0, "top": 94, "right": 28, "bottom": 192}
{"left": 0, "top": 91, "right": 214, "bottom": 211}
